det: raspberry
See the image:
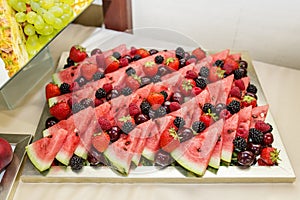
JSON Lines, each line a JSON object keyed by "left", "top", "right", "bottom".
{"left": 230, "top": 86, "right": 242, "bottom": 99}
{"left": 119, "top": 57, "right": 129, "bottom": 67}
{"left": 185, "top": 70, "right": 198, "bottom": 79}
{"left": 103, "top": 83, "right": 113, "bottom": 93}
{"left": 169, "top": 102, "right": 181, "bottom": 112}
{"left": 255, "top": 120, "right": 271, "bottom": 133}
{"left": 129, "top": 103, "right": 140, "bottom": 117}
{"left": 94, "top": 98, "right": 104, "bottom": 107}
{"left": 191, "top": 87, "right": 202, "bottom": 96}
{"left": 236, "top": 127, "right": 248, "bottom": 139}
{"left": 98, "top": 117, "right": 112, "bottom": 131}
{"left": 234, "top": 79, "right": 245, "bottom": 90}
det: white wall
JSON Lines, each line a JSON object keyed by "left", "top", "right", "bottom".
{"left": 132, "top": 0, "right": 300, "bottom": 69}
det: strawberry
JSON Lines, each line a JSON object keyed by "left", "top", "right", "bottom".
{"left": 241, "top": 95, "right": 257, "bottom": 108}
{"left": 223, "top": 57, "right": 239, "bottom": 74}
{"left": 69, "top": 45, "right": 88, "bottom": 63}
{"left": 159, "top": 126, "right": 180, "bottom": 153}
{"left": 80, "top": 63, "right": 98, "bottom": 81}
{"left": 165, "top": 57, "right": 179, "bottom": 71}
{"left": 142, "top": 61, "right": 158, "bottom": 77}
{"left": 45, "top": 83, "right": 61, "bottom": 100}
{"left": 49, "top": 102, "right": 71, "bottom": 120}
{"left": 180, "top": 78, "right": 196, "bottom": 96}
{"left": 105, "top": 56, "right": 119, "bottom": 73}
{"left": 102, "top": 83, "right": 113, "bottom": 93}
{"left": 125, "top": 75, "right": 141, "bottom": 91}
{"left": 200, "top": 114, "right": 214, "bottom": 127}
{"left": 92, "top": 132, "right": 110, "bottom": 152}
{"left": 260, "top": 147, "right": 280, "bottom": 166}
{"left": 208, "top": 67, "right": 225, "bottom": 82}
{"left": 147, "top": 92, "right": 165, "bottom": 107}
{"left": 135, "top": 48, "right": 150, "bottom": 58}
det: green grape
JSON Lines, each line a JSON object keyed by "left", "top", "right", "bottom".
{"left": 38, "top": 35, "right": 52, "bottom": 46}
{"left": 36, "top": 24, "right": 53, "bottom": 35}
{"left": 62, "top": 0, "right": 75, "bottom": 5}
{"left": 33, "top": 15, "right": 45, "bottom": 30}
{"left": 48, "top": 6, "right": 63, "bottom": 17}
{"left": 42, "top": 11, "right": 55, "bottom": 25}
{"left": 15, "top": 12, "right": 26, "bottom": 23}
{"left": 36, "top": 7, "right": 46, "bottom": 15}
{"left": 8, "top": 0, "right": 18, "bottom": 7}
{"left": 24, "top": 24, "right": 36, "bottom": 36}
{"left": 52, "top": 18, "right": 64, "bottom": 30}
{"left": 12, "top": 2, "right": 27, "bottom": 12}
{"left": 26, "top": 34, "right": 39, "bottom": 49}
{"left": 60, "top": 3, "right": 73, "bottom": 15}
{"left": 61, "top": 13, "right": 72, "bottom": 24}
{"left": 30, "top": 1, "right": 40, "bottom": 12}
{"left": 40, "top": 0, "right": 55, "bottom": 10}
{"left": 26, "top": 11, "right": 37, "bottom": 24}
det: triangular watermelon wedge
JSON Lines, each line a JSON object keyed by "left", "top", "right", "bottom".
{"left": 171, "top": 119, "right": 224, "bottom": 176}
{"left": 236, "top": 106, "right": 252, "bottom": 139}
{"left": 26, "top": 129, "right": 68, "bottom": 172}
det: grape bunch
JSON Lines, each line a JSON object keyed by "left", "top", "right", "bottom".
{"left": 8, "top": 0, "right": 75, "bottom": 58}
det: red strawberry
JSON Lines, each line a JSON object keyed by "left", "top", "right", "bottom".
{"left": 135, "top": 48, "right": 150, "bottom": 58}
{"left": 92, "top": 132, "right": 110, "bottom": 152}
{"left": 241, "top": 95, "right": 257, "bottom": 108}
{"left": 208, "top": 67, "right": 225, "bottom": 82}
{"left": 147, "top": 92, "right": 165, "bottom": 106}
{"left": 125, "top": 75, "right": 141, "bottom": 91}
{"left": 45, "top": 83, "right": 61, "bottom": 100}
{"left": 200, "top": 114, "right": 213, "bottom": 127}
{"left": 80, "top": 63, "right": 98, "bottom": 81}
{"left": 223, "top": 57, "right": 239, "bottom": 74}
{"left": 257, "top": 158, "right": 272, "bottom": 166}
{"left": 98, "top": 117, "right": 112, "bottom": 131}
{"left": 192, "top": 47, "right": 206, "bottom": 60}
{"left": 260, "top": 147, "right": 280, "bottom": 166}
{"left": 69, "top": 45, "right": 88, "bottom": 63}
{"left": 105, "top": 56, "right": 119, "bottom": 73}
{"left": 103, "top": 83, "right": 113, "bottom": 93}
{"left": 49, "top": 102, "right": 71, "bottom": 120}
{"left": 165, "top": 57, "right": 179, "bottom": 71}
{"left": 180, "top": 78, "right": 196, "bottom": 96}
{"left": 159, "top": 126, "right": 180, "bottom": 153}
{"left": 191, "top": 87, "right": 202, "bottom": 96}
{"left": 142, "top": 61, "right": 158, "bottom": 77}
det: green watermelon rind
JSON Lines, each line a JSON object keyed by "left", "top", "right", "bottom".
{"left": 221, "top": 150, "right": 233, "bottom": 163}
{"left": 48, "top": 97, "right": 58, "bottom": 108}
{"left": 43, "top": 129, "right": 50, "bottom": 137}
{"left": 141, "top": 147, "right": 156, "bottom": 162}
{"left": 104, "top": 146, "right": 131, "bottom": 175}
{"left": 74, "top": 144, "right": 88, "bottom": 159}
{"left": 208, "top": 155, "right": 221, "bottom": 170}
{"left": 26, "top": 145, "right": 52, "bottom": 172}
{"left": 52, "top": 73, "right": 62, "bottom": 86}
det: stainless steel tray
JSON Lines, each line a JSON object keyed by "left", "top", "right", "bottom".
{"left": 0, "top": 133, "right": 32, "bottom": 200}
{"left": 21, "top": 51, "right": 295, "bottom": 183}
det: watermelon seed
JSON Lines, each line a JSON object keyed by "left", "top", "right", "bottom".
{"left": 71, "top": 73, "right": 74, "bottom": 77}
{"left": 123, "top": 147, "right": 128, "bottom": 151}
{"left": 197, "top": 148, "right": 201, "bottom": 152}
{"left": 227, "top": 129, "right": 234, "bottom": 134}
{"left": 125, "top": 141, "right": 131, "bottom": 145}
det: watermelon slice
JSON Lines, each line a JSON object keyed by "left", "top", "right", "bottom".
{"left": 208, "top": 133, "right": 223, "bottom": 170}
{"left": 220, "top": 113, "right": 239, "bottom": 163}
{"left": 207, "top": 75, "right": 233, "bottom": 105}
{"left": 171, "top": 119, "right": 224, "bottom": 176}
{"left": 26, "top": 129, "right": 68, "bottom": 172}
{"left": 236, "top": 106, "right": 252, "bottom": 139}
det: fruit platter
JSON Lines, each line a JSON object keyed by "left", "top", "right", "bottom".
{"left": 21, "top": 44, "right": 295, "bottom": 183}
{"left": 0, "top": 133, "right": 32, "bottom": 200}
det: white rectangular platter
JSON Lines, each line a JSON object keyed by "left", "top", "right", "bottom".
{"left": 21, "top": 51, "right": 295, "bottom": 183}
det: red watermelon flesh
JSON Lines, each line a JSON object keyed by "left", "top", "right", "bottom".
{"left": 171, "top": 119, "right": 224, "bottom": 176}
{"left": 211, "top": 49, "right": 230, "bottom": 64}
{"left": 216, "top": 75, "right": 234, "bottom": 105}
{"left": 221, "top": 113, "right": 239, "bottom": 163}
{"left": 208, "top": 132, "right": 223, "bottom": 169}
{"left": 250, "top": 105, "right": 269, "bottom": 128}
{"left": 26, "top": 129, "right": 68, "bottom": 172}
{"left": 236, "top": 106, "right": 252, "bottom": 139}
{"left": 43, "top": 118, "right": 75, "bottom": 137}
{"left": 228, "top": 53, "right": 241, "bottom": 61}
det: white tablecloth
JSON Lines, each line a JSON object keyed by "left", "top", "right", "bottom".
{"left": 0, "top": 24, "right": 299, "bottom": 200}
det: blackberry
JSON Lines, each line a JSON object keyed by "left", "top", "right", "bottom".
{"left": 227, "top": 100, "right": 241, "bottom": 114}
{"left": 173, "top": 117, "right": 185, "bottom": 128}
{"left": 141, "top": 76, "right": 152, "bottom": 86}
{"left": 76, "top": 76, "right": 87, "bottom": 87}
{"left": 63, "top": 63, "right": 71, "bottom": 69}
{"left": 69, "top": 155, "right": 84, "bottom": 171}
{"left": 112, "top": 51, "right": 121, "bottom": 60}
{"left": 233, "top": 69, "right": 244, "bottom": 80}
{"left": 179, "top": 58, "right": 186, "bottom": 68}
{"left": 133, "top": 54, "right": 142, "bottom": 61}
{"left": 155, "top": 106, "right": 167, "bottom": 118}
{"left": 140, "top": 101, "right": 151, "bottom": 115}
{"left": 122, "top": 121, "right": 135, "bottom": 134}
{"left": 246, "top": 84, "right": 258, "bottom": 94}
{"left": 248, "top": 128, "right": 264, "bottom": 144}
{"left": 148, "top": 108, "right": 156, "bottom": 119}
{"left": 157, "top": 66, "right": 170, "bottom": 76}
{"left": 195, "top": 77, "right": 207, "bottom": 89}
{"left": 67, "top": 57, "right": 75, "bottom": 66}
{"left": 160, "top": 90, "right": 168, "bottom": 100}
{"left": 214, "top": 59, "right": 224, "bottom": 67}
{"left": 125, "top": 67, "right": 136, "bottom": 76}
{"left": 175, "top": 47, "right": 185, "bottom": 59}
{"left": 80, "top": 98, "right": 94, "bottom": 108}
{"left": 154, "top": 55, "right": 164, "bottom": 64}
{"left": 202, "top": 103, "right": 215, "bottom": 113}
{"left": 199, "top": 66, "right": 209, "bottom": 78}
{"left": 192, "top": 121, "right": 206, "bottom": 133}
{"left": 149, "top": 49, "right": 158, "bottom": 55}
{"left": 233, "top": 136, "right": 247, "bottom": 152}
{"left": 95, "top": 88, "right": 107, "bottom": 99}
{"left": 151, "top": 75, "right": 161, "bottom": 83}
{"left": 121, "top": 87, "right": 132, "bottom": 96}
{"left": 93, "top": 72, "right": 105, "bottom": 81}
{"left": 72, "top": 102, "right": 85, "bottom": 114}
{"left": 60, "top": 83, "right": 71, "bottom": 94}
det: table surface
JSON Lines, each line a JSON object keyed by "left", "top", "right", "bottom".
{"left": 0, "top": 24, "right": 299, "bottom": 200}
